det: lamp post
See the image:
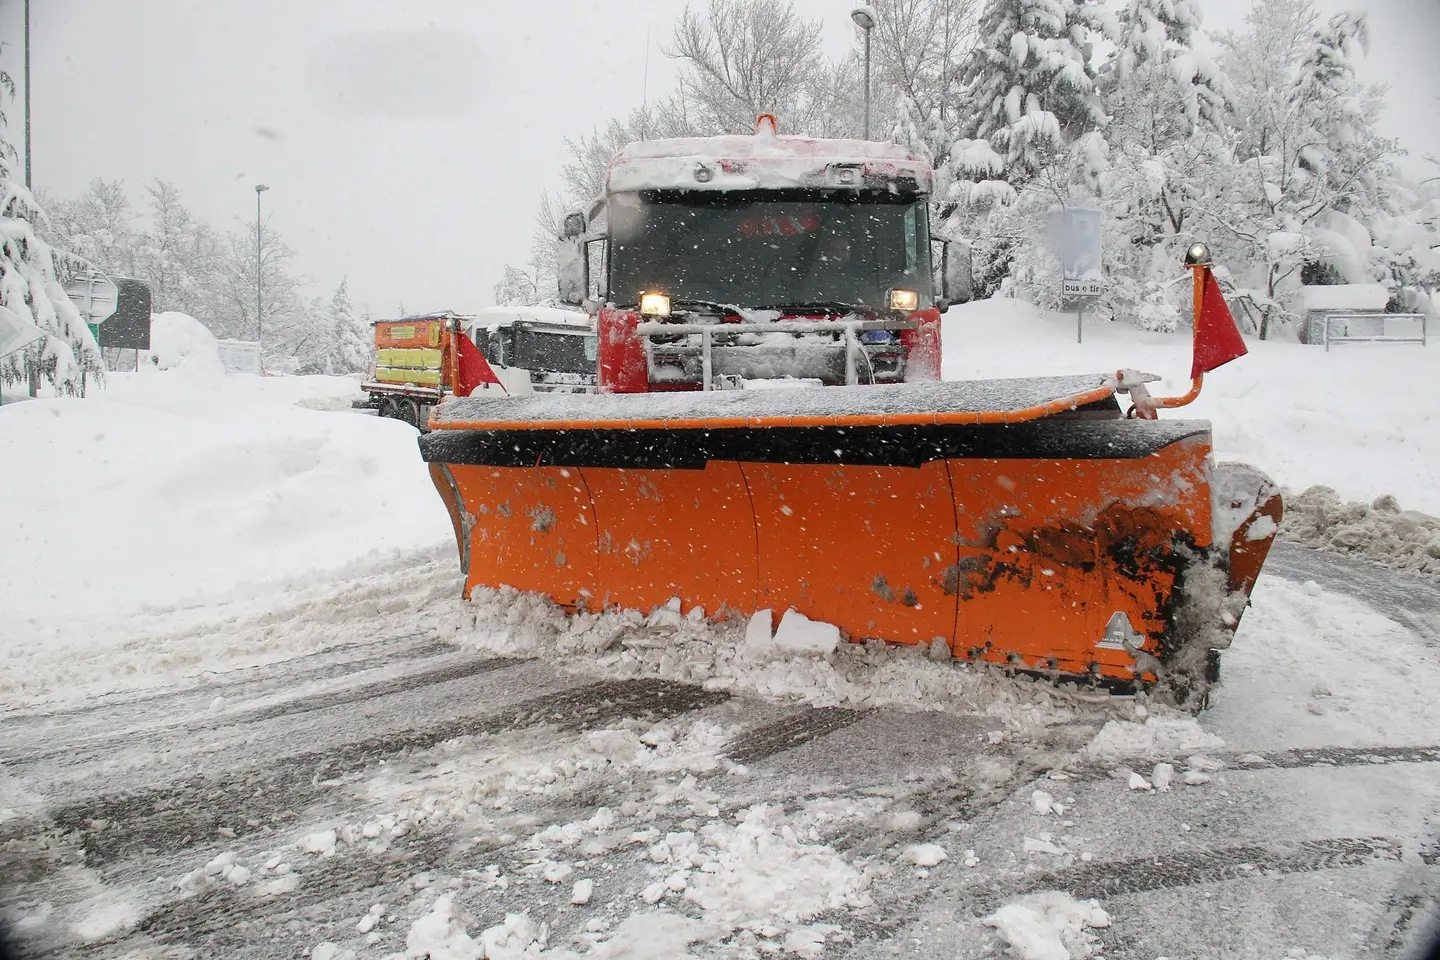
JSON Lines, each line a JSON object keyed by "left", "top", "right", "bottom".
{"left": 254, "top": 183, "right": 269, "bottom": 357}
{"left": 851, "top": 5, "right": 875, "bottom": 139}
{"left": 24, "top": 0, "right": 31, "bottom": 188}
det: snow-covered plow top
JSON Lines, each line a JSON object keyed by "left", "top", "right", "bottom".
{"left": 429, "top": 374, "right": 1115, "bottom": 431}
{"left": 606, "top": 117, "right": 933, "bottom": 194}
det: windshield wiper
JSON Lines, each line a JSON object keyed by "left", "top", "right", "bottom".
{"left": 755, "top": 301, "right": 874, "bottom": 315}
{"left": 670, "top": 298, "right": 744, "bottom": 316}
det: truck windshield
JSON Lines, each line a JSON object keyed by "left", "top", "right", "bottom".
{"left": 475, "top": 326, "right": 596, "bottom": 376}
{"left": 607, "top": 189, "right": 932, "bottom": 312}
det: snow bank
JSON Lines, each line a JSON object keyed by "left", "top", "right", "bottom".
{"left": 1281, "top": 486, "right": 1440, "bottom": 578}
{"left": 943, "top": 298, "right": 1440, "bottom": 515}
{"left": 147, "top": 312, "right": 225, "bottom": 375}
{"left": 451, "top": 588, "right": 1113, "bottom": 731}
{"left": 0, "top": 366, "right": 454, "bottom": 682}
{"left": 984, "top": 891, "right": 1110, "bottom": 960}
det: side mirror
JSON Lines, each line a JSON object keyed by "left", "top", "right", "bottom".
{"left": 562, "top": 212, "right": 586, "bottom": 239}
{"left": 935, "top": 239, "right": 973, "bottom": 308}
{"left": 557, "top": 237, "right": 586, "bottom": 305}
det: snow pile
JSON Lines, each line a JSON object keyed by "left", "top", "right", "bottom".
{"left": 406, "top": 894, "right": 550, "bottom": 959}
{"left": 984, "top": 891, "right": 1111, "bottom": 960}
{"left": 359, "top": 719, "right": 732, "bottom": 835}
{"left": 1280, "top": 486, "right": 1440, "bottom": 578}
{"left": 147, "top": 311, "right": 225, "bottom": 375}
{"left": 1079, "top": 713, "right": 1225, "bottom": 763}
{"left": 452, "top": 588, "right": 1108, "bottom": 731}
{"left": 1, "top": 366, "right": 453, "bottom": 700}
{"left": 671, "top": 803, "right": 872, "bottom": 927}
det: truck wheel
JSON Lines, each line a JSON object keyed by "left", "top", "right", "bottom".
{"left": 394, "top": 398, "right": 420, "bottom": 427}
{"left": 377, "top": 397, "right": 396, "bottom": 420}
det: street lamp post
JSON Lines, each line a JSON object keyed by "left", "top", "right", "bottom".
{"left": 254, "top": 183, "right": 269, "bottom": 359}
{"left": 851, "top": 6, "right": 875, "bottom": 140}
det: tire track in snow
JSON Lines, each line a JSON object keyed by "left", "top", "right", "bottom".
{"left": 724, "top": 706, "right": 867, "bottom": 765}
{"left": 993, "top": 835, "right": 1403, "bottom": 903}
{"left": 42, "top": 678, "right": 729, "bottom": 867}
{"left": 1, "top": 652, "right": 519, "bottom": 768}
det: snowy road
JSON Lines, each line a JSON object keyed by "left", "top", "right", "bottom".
{"left": 1, "top": 543, "right": 1437, "bottom": 959}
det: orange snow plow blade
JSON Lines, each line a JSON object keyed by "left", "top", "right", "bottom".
{"left": 419, "top": 375, "right": 1281, "bottom": 706}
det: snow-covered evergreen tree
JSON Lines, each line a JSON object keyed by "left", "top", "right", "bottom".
{"left": 0, "top": 182, "right": 104, "bottom": 394}
{"left": 1, "top": 69, "right": 102, "bottom": 395}
{"left": 951, "top": 0, "right": 1104, "bottom": 184}
{"left": 1103, "top": 0, "right": 1226, "bottom": 132}
{"left": 321, "top": 280, "right": 370, "bottom": 375}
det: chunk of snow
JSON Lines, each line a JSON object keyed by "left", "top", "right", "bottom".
{"left": 1128, "top": 772, "right": 1153, "bottom": 791}
{"left": 301, "top": 829, "right": 338, "bottom": 856}
{"left": 771, "top": 609, "right": 840, "bottom": 655}
{"left": 1183, "top": 771, "right": 1212, "bottom": 786}
{"left": 311, "top": 944, "right": 355, "bottom": 960}
{"left": 1023, "top": 836, "right": 1065, "bottom": 855}
{"left": 1082, "top": 715, "right": 1224, "bottom": 763}
{"left": 985, "top": 891, "right": 1110, "bottom": 960}
{"left": 743, "top": 609, "right": 775, "bottom": 657}
{"left": 1031, "top": 790, "right": 1056, "bottom": 815}
{"left": 1152, "top": 763, "right": 1175, "bottom": 792}
{"left": 405, "top": 894, "right": 482, "bottom": 960}
{"left": 571, "top": 878, "right": 594, "bottom": 905}
{"left": 586, "top": 911, "right": 712, "bottom": 960}
{"left": 541, "top": 860, "right": 573, "bottom": 884}
{"left": 902, "top": 843, "right": 947, "bottom": 867}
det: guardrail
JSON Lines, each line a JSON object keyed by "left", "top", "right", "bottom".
{"left": 1322, "top": 313, "right": 1428, "bottom": 352}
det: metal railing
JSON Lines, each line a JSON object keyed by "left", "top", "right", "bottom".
{"left": 1322, "top": 313, "right": 1428, "bottom": 352}
{"left": 635, "top": 318, "right": 917, "bottom": 389}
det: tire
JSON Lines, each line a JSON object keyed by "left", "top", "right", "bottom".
{"left": 394, "top": 398, "right": 420, "bottom": 428}
{"left": 376, "top": 397, "right": 396, "bottom": 420}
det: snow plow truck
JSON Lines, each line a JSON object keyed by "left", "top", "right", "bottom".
{"left": 418, "top": 116, "right": 1282, "bottom": 707}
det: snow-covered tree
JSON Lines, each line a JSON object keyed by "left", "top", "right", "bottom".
{"left": 1102, "top": 0, "right": 1226, "bottom": 131}
{"left": 1, "top": 69, "right": 102, "bottom": 395}
{"left": 494, "top": 264, "right": 543, "bottom": 306}
{"left": 1205, "top": 5, "right": 1401, "bottom": 337}
{"left": 869, "top": 0, "right": 981, "bottom": 164}
{"left": 0, "top": 182, "right": 104, "bottom": 394}
{"left": 951, "top": 0, "right": 1104, "bottom": 185}
{"left": 41, "top": 178, "right": 137, "bottom": 279}
{"left": 314, "top": 280, "right": 370, "bottom": 375}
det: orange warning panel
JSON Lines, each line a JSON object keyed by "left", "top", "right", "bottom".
{"left": 741, "top": 460, "right": 959, "bottom": 646}
{"left": 581, "top": 462, "right": 759, "bottom": 619}
{"left": 446, "top": 464, "right": 598, "bottom": 607}
{"left": 945, "top": 434, "right": 1212, "bottom": 680}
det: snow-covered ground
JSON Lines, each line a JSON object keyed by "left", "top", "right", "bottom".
{"left": 1, "top": 306, "right": 1438, "bottom": 958}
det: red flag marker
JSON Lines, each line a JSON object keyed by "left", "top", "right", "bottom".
{"left": 1192, "top": 268, "right": 1248, "bottom": 380}
{"left": 454, "top": 331, "right": 507, "bottom": 397}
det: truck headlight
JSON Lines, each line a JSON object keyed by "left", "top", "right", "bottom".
{"left": 639, "top": 292, "right": 672, "bottom": 318}
{"left": 887, "top": 288, "right": 919, "bottom": 312}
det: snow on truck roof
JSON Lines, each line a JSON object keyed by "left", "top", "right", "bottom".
{"left": 470, "top": 306, "right": 594, "bottom": 330}
{"left": 607, "top": 117, "right": 932, "bottom": 195}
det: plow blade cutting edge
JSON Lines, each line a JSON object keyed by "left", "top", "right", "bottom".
{"left": 419, "top": 375, "right": 1281, "bottom": 707}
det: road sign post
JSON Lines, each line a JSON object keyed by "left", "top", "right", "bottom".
{"left": 1060, "top": 207, "right": 1103, "bottom": 343}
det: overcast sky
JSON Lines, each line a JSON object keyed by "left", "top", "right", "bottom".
{"left": 1, "top": 0, "right": 1435, "bottom": 319}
